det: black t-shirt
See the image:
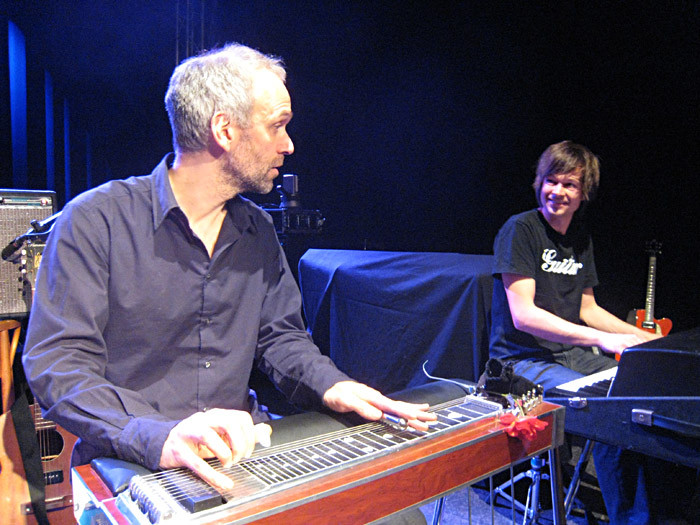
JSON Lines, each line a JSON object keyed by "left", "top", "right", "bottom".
{"left": 489, "top": 209, "right": 598, "bottom": 359}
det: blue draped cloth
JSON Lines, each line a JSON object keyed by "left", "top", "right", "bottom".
{"left": 298, "top": 249, "right": 494, "bottom": 393}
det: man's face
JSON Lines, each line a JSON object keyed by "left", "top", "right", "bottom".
{"left": 222, "top": 70, "right": 294, "bottom": 194}
{"left": 538, "top": 170, "right": 584, "bottom": 226}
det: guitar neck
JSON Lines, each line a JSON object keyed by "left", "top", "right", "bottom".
{"left": 643, "top": 254, "right": 657, "bottom": 325}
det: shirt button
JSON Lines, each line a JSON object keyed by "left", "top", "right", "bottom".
{"left": 205, "top": 273, "right": 212, "bottom": 280}
{"left": 204, "top": 361, "right": 211, "bottom": 368}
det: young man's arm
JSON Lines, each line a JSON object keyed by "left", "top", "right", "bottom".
{"left": 579, "top": 288, "right": 661, "bottom": 344}
{"left": 503, "top": 274, "right": 658, "bottom": 355}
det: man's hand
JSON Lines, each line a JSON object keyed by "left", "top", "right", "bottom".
{"left": 159, "top": 409, "right": 272, "bottom": 491}
{"left": 322, "top": 381, "right": 437, "bottom": 431}
{"left": 597, "top": 331, "right": 659, "bottom": 355}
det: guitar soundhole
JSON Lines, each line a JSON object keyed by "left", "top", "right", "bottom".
{"left": 38, "top": 428, "right": 65, "bottom": 462}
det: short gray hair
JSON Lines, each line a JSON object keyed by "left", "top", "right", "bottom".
{"left": 165, "top": 43, "right": 286, "bottom": 153}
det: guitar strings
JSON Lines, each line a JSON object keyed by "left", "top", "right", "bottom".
{"left": 131, "top": 399, "right": 457, "bottom": 507}
{"left": 128, "top": 397, "right": 502, "bottom": 514}
{"left": 133, "top": 409, "right": 440, "bottom": 505}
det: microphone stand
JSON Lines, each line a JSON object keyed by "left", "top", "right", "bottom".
{"left": 1, "top": 211, "right": 61, "bottom": 261}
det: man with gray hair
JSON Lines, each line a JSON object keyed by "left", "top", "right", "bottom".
{"left": 23, "top": 43, "right": 435, "bottom": 500}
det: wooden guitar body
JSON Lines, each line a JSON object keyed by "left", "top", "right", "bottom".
{"left": 0, "top": 409, "right": 33, "bottom": 524}
{"left": 31, "top": 404, "right": 78, "bottom": 518}
{"left": 0, "top": 405, "right": 77, "bottom": 524}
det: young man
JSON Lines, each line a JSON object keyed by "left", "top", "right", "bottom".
{"left": 490, "top": 140, "right": 657, "bottom": 387}
{"left": 22, "top": 43, "right": 435, "bottom": 495}
{"left": 489, "top": 140, "right": 660, "bottom": 524}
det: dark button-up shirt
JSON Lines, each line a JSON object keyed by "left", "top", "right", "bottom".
{"left": 23, "top": 155, "right": 349, "bottom": 470}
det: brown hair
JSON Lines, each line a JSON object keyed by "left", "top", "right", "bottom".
{"left": 532, "top": 140, "right": 600, "bottom": 206}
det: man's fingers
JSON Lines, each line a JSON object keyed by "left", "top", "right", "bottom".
{"left": 323, "top": 381, "right": 437, "bottom": 433}
{"left": 198, "top": 463, "right": 234, "bottom": 492}
{"left": 255, "top": 423, "right": 272, "bottom": 448}
{"left": 384, "top": 400, "right": 435, "bottom": 422}
{"left": 183, "top": 423, "right": 238, "bottom": 467}
{"left": 403, "top": 416, "right": 435, "bottom": 432}
{"left": 177, "top": 446, "right": 235, "bottom": 492}
{"left": 187, "top": 418, "right": 250, "bottom": 467}
{"left": 209, "top": 411, "right": 256, "bottom": 464}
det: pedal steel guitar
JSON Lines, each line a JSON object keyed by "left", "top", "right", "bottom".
{"left": 72, "top": 389, "right": 565, "bottom": 525}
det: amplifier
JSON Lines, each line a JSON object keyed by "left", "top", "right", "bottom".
{"left": 0, "top": 189, "right": 57, "bottom": 317}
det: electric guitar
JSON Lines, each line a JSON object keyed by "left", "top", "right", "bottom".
{"left": 622, "top": 240, "right": 672, "bottom": 362}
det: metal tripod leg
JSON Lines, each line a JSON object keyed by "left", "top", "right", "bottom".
{"left": 490, "top": 456, "right": 549, "bottom": 524}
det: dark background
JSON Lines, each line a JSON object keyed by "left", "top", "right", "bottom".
{"left": 2, "top": 1, "right": 699, "bottom": 333}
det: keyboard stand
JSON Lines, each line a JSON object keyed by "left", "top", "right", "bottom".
{"left": 563, "top": 439, "right": 595, "bottom": 518}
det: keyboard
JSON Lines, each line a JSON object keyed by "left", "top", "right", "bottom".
{"left": 550, "top": 367, "right": 617, "bottom": 398}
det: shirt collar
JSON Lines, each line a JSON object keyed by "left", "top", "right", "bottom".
{"left": 151, "top": 153, "right": 178, "bottom": 230}
{"left": 150, "top": 153, "right": 258, "bottom": 236}
{"left": 225, "top": 195, "right": 259, "bottom": 236}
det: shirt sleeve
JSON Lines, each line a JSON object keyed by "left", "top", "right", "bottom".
{"left": 582, "top": 237, "right": 599, "bottom": 289}
{"left": 22, "top": 200, "right": 177, "bottom": 469}
{"left": 254, "top": 239, "right": 351, "bottom": 410}
{"left": 492, "top": 215, "right": 539, "bottom": 279}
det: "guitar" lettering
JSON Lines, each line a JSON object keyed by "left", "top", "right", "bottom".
{"left": 541, "top": 249, "right": 583, "bottom": 275}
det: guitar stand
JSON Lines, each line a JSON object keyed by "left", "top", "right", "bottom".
{"left": 489, "top": 455, "right": 549, "bottom": 525}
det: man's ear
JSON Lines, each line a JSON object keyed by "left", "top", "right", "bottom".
{"left": 211, "top": 112, "right": 238, "bottom": 151}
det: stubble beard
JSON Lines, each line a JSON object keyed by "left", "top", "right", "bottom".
{"left": 220, "top": 136, "right": 275, "bottom": 197}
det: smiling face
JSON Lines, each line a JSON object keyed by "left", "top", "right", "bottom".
{"left": 538, "top": 169, "right": 584, "bottom": 233}
{"left": 220, "top": 69, "right": 294, "bottom": 194}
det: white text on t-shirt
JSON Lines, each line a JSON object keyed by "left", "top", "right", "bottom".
{"left": 541, "top": 249, "right": 583, "bottom": 275}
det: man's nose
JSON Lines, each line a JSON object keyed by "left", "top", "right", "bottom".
{"left": 280, "top": 134, "right": 294, "bottom": 156}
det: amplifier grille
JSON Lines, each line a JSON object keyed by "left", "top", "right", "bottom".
{"left": 0, "top": 190, "right": 56, "bottom": 317}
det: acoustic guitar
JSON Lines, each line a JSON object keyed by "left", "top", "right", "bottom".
{"left": 0, "top": 407, "right": 34, "bottom": 523}
{"left": 32, "top": 403, "right": 78, "bottom": 513}
{"left": 1, "top": 320, "right": 76, "bottom": 525}
{"left": 0, "top": 402, "right": 77, "bottom": 524}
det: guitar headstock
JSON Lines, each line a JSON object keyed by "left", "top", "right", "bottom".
{"left": 645, "top": 239, "right": 662, "bottom": 256}
{"left": 477, "top": 387, "right": 543, "bottom": 416}
{"left": 505, "top": 389, "right": 543, "bottom": 417}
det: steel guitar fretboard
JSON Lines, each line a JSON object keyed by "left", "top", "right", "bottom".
{"left": 118, "top": 396, "right": 504, "bottom": 524}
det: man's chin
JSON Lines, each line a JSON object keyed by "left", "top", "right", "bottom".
{"left": 547, "top": 203, "right": 567, "bottom": 215}
{"left": 244, "top": 182, "right": 275, "bottom": 195}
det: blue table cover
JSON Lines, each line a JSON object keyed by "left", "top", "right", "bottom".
{"left": 298, "top": 249, "right": 494, "bottom": 394}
